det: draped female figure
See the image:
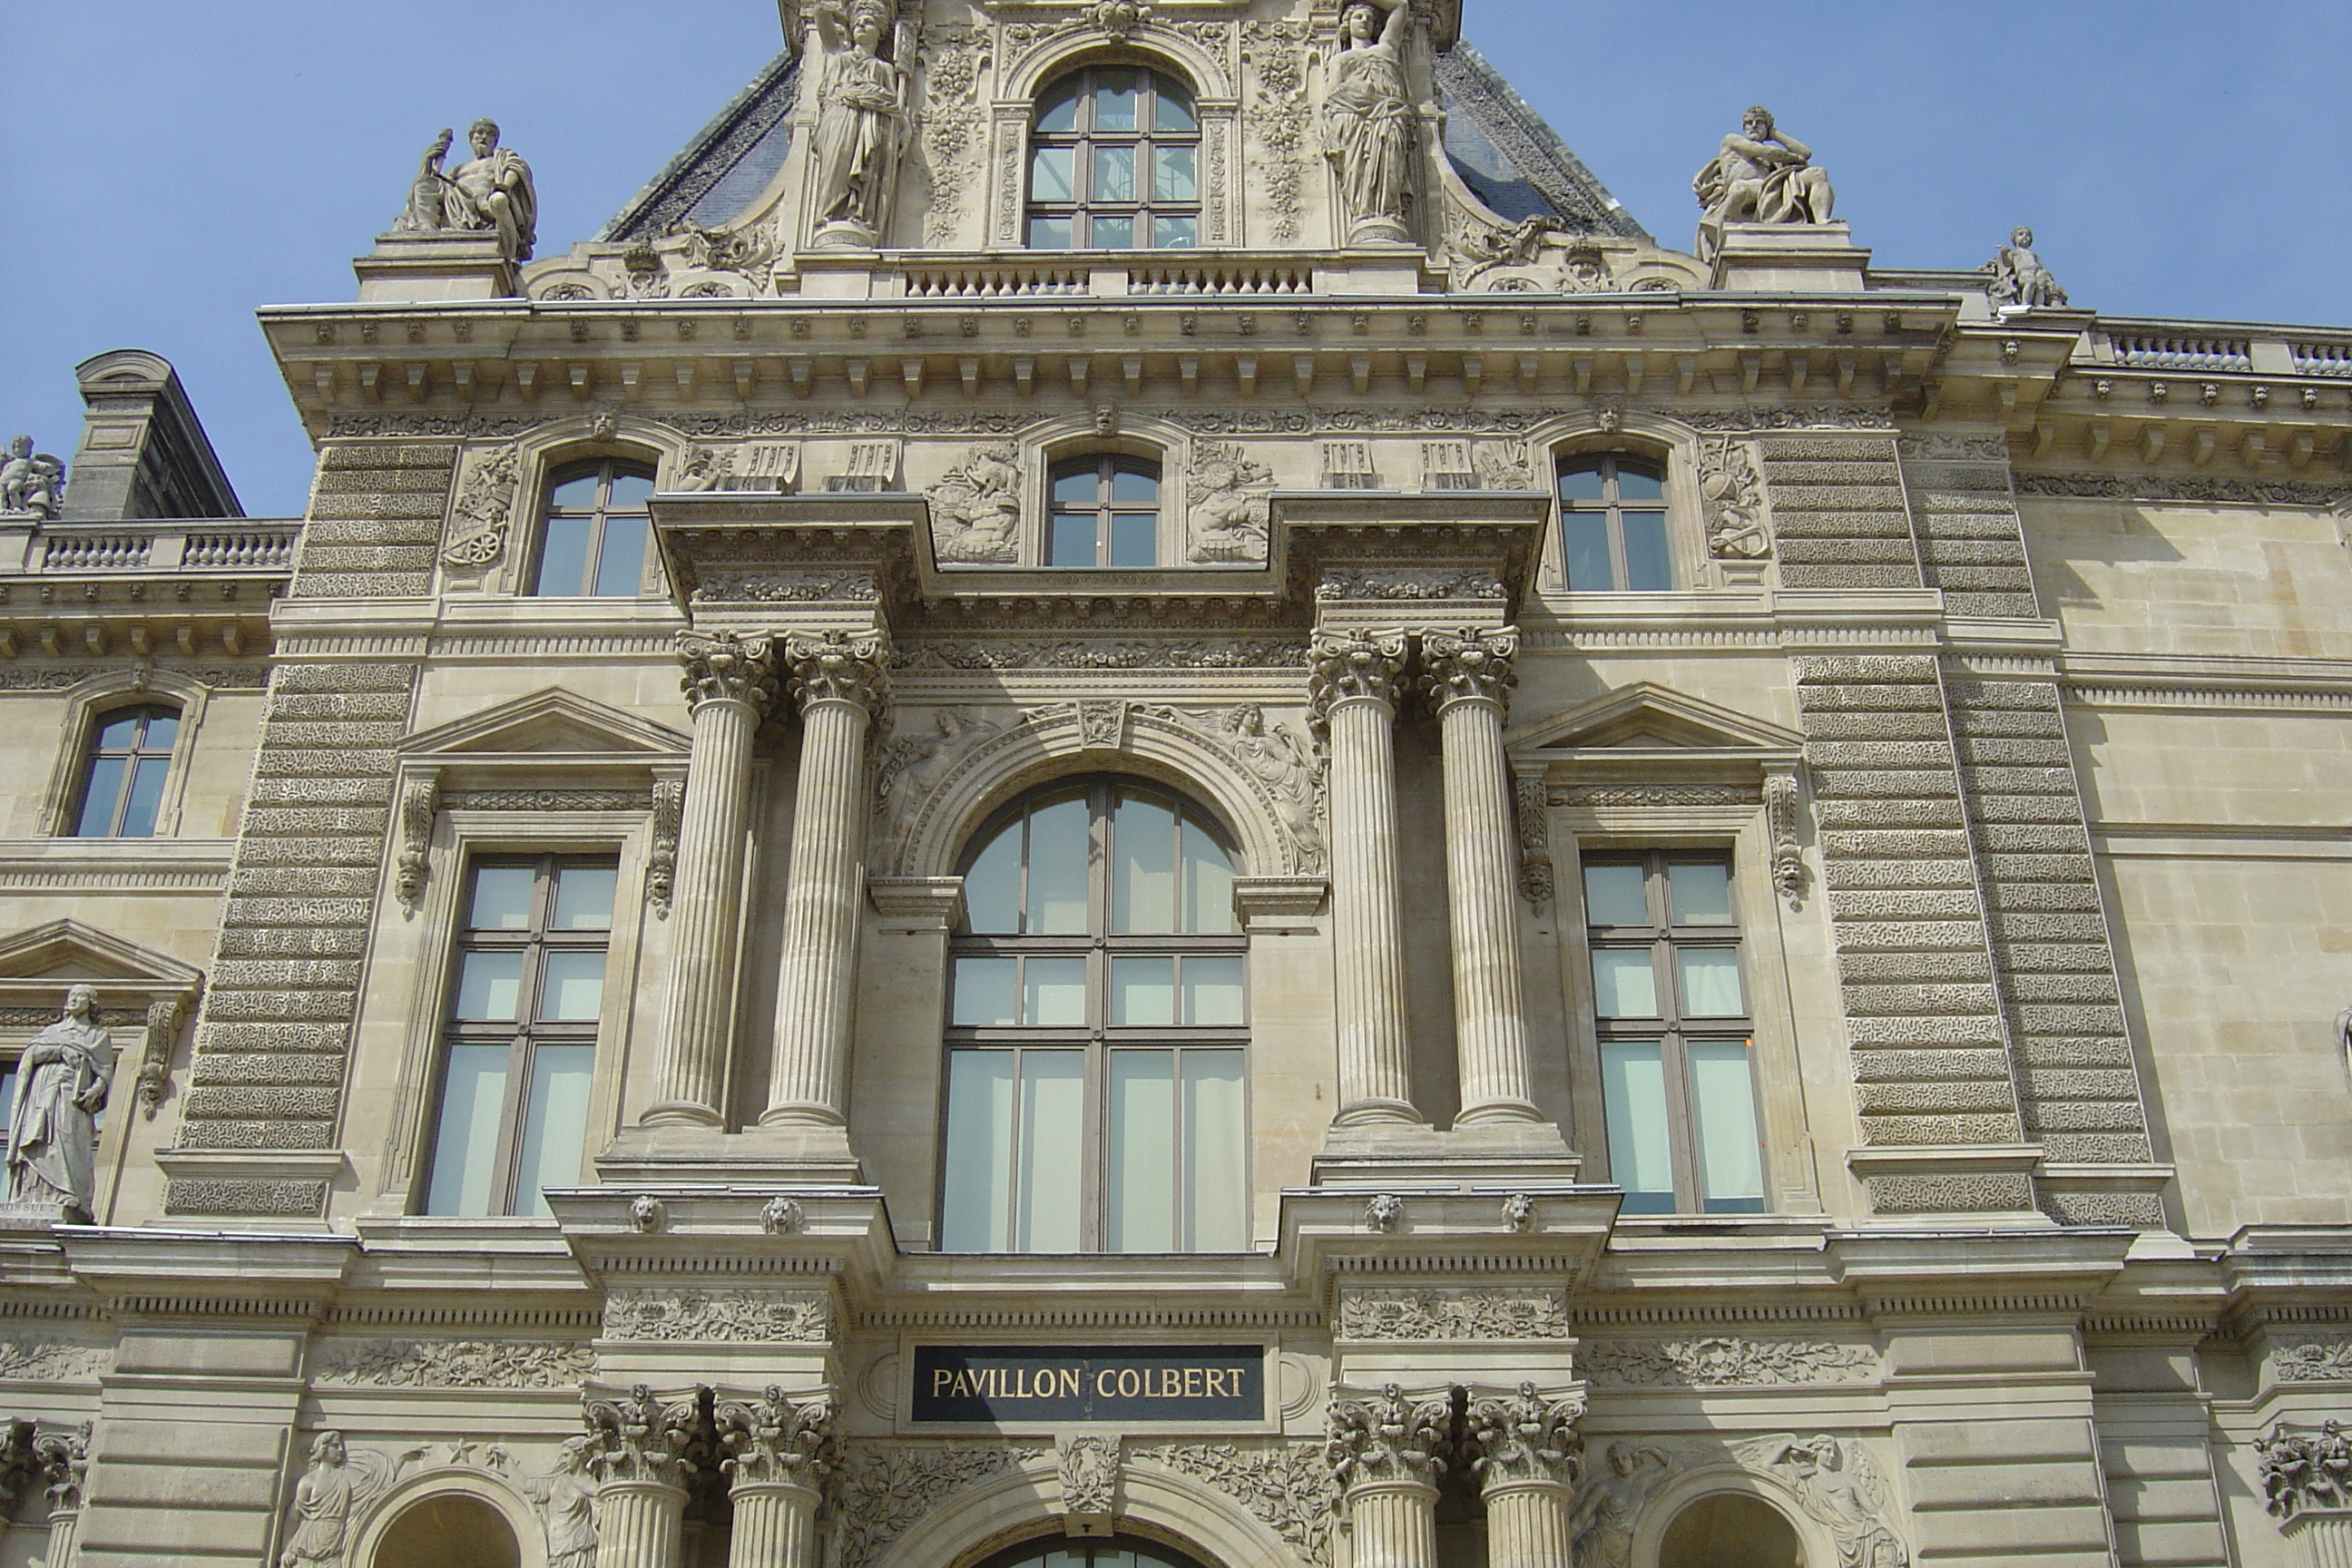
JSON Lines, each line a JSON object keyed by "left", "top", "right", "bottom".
{"left": 1322, "top": 0, "right": 1416, "bottom": 244}
{"left": 809, "top": 0, "right": 908, "bottom": 244}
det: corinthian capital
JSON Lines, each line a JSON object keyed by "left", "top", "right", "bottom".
{"left": 785, "top": 629, "right": 893, "bottom": 718}
{"left": 679, "top": 631, "right": 779, "bottom": 714}
{"left": 581, "top": 1384, "right": 701, "bottom": 1490}
{"left": 1308, "top": 629, "right": 1409, "bottom": 720}
{"left": 1465, "top": 1381, "right": 1585, "bottom": 1493}
{"left": 1418, "top": 625, "right": 1519, "bottom": 717}
{"left": 716, "top": 1387, "right": 840, "bottom": 1492}
{"left": 1326, "top": 1383, "right": 1452, "bottom": 1491}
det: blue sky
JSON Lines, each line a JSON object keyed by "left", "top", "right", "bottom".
{"left": 4, "top": 1, "right": 2346, "bottom": 517}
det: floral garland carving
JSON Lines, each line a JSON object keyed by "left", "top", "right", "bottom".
{"left": 311, "top": 1338, "right": 594, "bottom": 1389}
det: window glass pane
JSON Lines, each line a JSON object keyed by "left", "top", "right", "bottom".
{"left": 539, "top": 951, "right": 607, "bottom": 1022}
{"left": 1051, "top": 510, "right": 1099, "bottom": 565}
{"left": 1112, "top": 464, "right": 1159, "bottom": 504}
{"left": 1094, "top": 72, "right": 1139, "bottom": 130}
{"left": 1612, "top": 459, "right": 1666, "bottom": 502}
{"left": 1592, "top": 949, "right": 1659, "bottom": 1018}
{"left": 1582, "top": 862, "right": 1649, "bottom": 927}
{"left": 549, "top": 473, "right": 599, "bottom": 509}
{"left": 424, "top": 1044, "right": 510, "bottom": 1216}
{"left": 1108, "top": 1050, "right": 1176, "bottom": 1252}
{"left": 1557, "top": 461, "right": 1608, "bottom": 502}
{"left": 553, "top": 863, "right": 618, "bottom": 929}
{"left": 1029, "top": 215, "right": 1073, "bottom": 250}
{"left": 1031, "top": 146, "right": 1076, "bottom": 202}
{"left": 1152, "top": 215, "right": 1197, "bottom": 250}
{"left": 454, "top": 951, "right": 525, "bottom": 1021}
{"left": 1015, "top": 1052, "right": 1086, "bottom": 1252}
{"left": 1109, "top": 511, "right": 1156, "bottom": 568}
{"left": 1093, "top": 215, "right": 1135, "bottom": 250}
{"left": 1181, "top": 818, "right": 1236, "bottom": 935}
{"left": 964, "top": 824, "right": 1022, "bottom": 934}
{"left": 1153, "top": 80, "right": 1197, "bottom": 132}
{"left": 1678, "top": 948, "right": 1745, "bottom": 1017}
{"left": 514, "top": 1043, "right": 594, "bottom": 1218}
{"left": 1054, "top": 467, "right": 1101, "bottom": 505}
{"left": 74, "top": 758, "right": 125, "bottom": 837}
{"left": 142, "top": 711, "right": 180, "bottom": 749}
{"left": 533, "top": 514, "right": 594, "bottom": 595}
{"left": 1181, "top": 956, "right": 1245, "bottom": 1026}
{"left": 467, "top": 866, "right": 537, "bottom": 930}
{"left": 1114, "top": 791, "right": 1178, "bottom": 934}
{"left": 1093, "top": 144, "right": 1137, "bottom": 204}
{"left": 607, "top": 472, "right": 656, "bottom": 509}
{"left": 1025, "top": 794, "right": 1091, "bottom": 932}
{"left": 1562, "top": 513, "right": 1612, "bottom": 590}
{"left": 1036, "top": 81, "right": 1081, "bottom": 134}
{"left": 0, "top": 1066, "right": 15, "bottom": 1133}
{"left": 1024, "top": 957, "right": 1088, "bottom": 1027}
{"left": 95, "top": 713, "right": 142, "bottom": 750}
{"left": 1181, "top": 1050, "right": 1248, "bottom": 1250}
{"left": 940, "top": 1051, "right": 1015, "bottom": 1250}
{"left": 1154, "top": 145, "right": 1197, "bottom": 203}
{"left": 1112, "top": 956, "right": 1176, "bottom": 1026}
{"left": 1623, "top": 511, "right": 1671, "bottom": 592}
{"left": 1690, "top": 1039, "right": 1766, "bottom": 1212}
{"left": 952, "top": 957, "right": 1018, "bottom": 1027}
{"left": 1668, "top": 860, "right": 1734, "bottom": 926}
{"left": 1601, "top": 1041, "right": 1676, "bottom": 1214}
{"left": 592, "top": 515, "right": 650, "bottom": 598}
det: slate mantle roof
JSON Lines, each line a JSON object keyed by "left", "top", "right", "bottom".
{"left": 601, "top": 33, "right": 1644, "bottom": 245}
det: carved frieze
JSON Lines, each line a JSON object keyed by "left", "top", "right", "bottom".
{"left": 601, "top": 1288, "right": 835, "bottom": 1344}
{"left": 1336, "top": 1286, "right": 1572, "bottom": 1341}
{"left": 1554, "top": 784, "right": 1761, "bottom": 808}
{"left": 311, "top": 1338, "right": 594, "bottom": 1389}
{"left": 1134, "top": 1442, "right": 1338, "bottom": 1563}
{"left": 1579, "top": 1338, "right": 1877, "bottom": 1389}
{"left": 2274, "top": 1338, "right": 2352, "bottom": 1383}
{"left": 0, "top": 1338, "right": 111, "bottom": 1382}
{"left": 899, "top": 639, "right": 1308, "bottom": 671}
{"left": 1317, "top": 567, "right": 1505, "bottom": 602}
{"left": 692, "top": 569, "right": 880, "bottom": 603}
{"left": 441, "top": 789, "right": 653, "bottom": 812}
{"left": 832, "top": 1443, "right": 1045, "bottom": 1568}
{"left": 2016, "top": 472, "right": 2352, "bottom": 508}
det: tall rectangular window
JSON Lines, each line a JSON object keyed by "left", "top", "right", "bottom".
{"left": 423, "top": 856, "right": 616, "bottom": 1218}
{"left": 73, "top": 705, "right": 179, "bottom": 838}
{"left": 1583, "top": 852, "right": 1765, "bottom": 1215}
{"left": 1558, "top": 453, "right": 1671, "bottom": 592}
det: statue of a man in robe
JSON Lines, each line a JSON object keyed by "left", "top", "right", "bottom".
{"left": 1692, "top": 104, "right": 1835, "bottom": 262}
{"left": 5, "top": 986, "right": 113, "bottom": 1222}
{"left": 394, "top": 118, "right": 538, "bottom": 261}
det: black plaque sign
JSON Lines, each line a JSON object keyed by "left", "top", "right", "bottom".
{"left": 911, "top": 1345, "right": 1265, "bottom": 1424}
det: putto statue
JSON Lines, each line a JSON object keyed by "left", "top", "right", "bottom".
{"left": 1986, "top": 226, "right": 2070, "bottom": 309}
{"left": 1322, "top": 0, "right": 1416, "bottom": 246}
{"left": 4, "top": 986, "right": 113, "bottom": 1222}
{"left": 808, "top": 0, "right": 910, "bottom": 248}
{"left": 393, "top": 118, "right": 538, "bottom": 261}
{"left": 1692, "top": 104, "right": 1835, "bottom": 262}
{"left": 0, "top": 436, "right": 64, "bottom": 519}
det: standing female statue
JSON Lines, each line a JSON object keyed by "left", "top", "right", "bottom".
{"left": 5, "top": 985, "right": 112, "bottom": 1221}
{"left": 1321, "top": 0, "right": 1416, "bottom": 245}
{"left": 808, "top": 0, "right": 908, "bottom": 246}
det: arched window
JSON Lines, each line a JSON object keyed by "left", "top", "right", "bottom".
{"left": 1051, "top": 454, "right": 1161, "bottom": 567}
{"left": 941, "top": 779, "right": 1248, "bottom": 1254}
{"left": 529, "top": 458, "right": 656, "bottom": 597}
{"left": 1557, "top": 451, "right": 1671, "bottom": 592}
{"left": 975, "top": 1540, "right": 1214, "bottom": 1568}
{"left": 1027, "top": 66, "right": 1200, "bottom": 250}
{"left": 1659, "top": 1493, "right": 1805, "bottom": 1568}
{"left": 72, "top": 704, "right": 180, "bottom": 838}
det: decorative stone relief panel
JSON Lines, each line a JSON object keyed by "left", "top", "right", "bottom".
{"left": 1334, "top": 1286, "right": 1572, "bottom": 1340}
{"left": 0, "top": 1338, "right": 112, "bottom": 1383}
{"left": 309, "top": 1338, "right": 595, "bottom": 1389}
{"left": 439, "top": 443, "right": 524, "bottom": 570}
{"left": 1579, "top": 1338, "right": 1878, "bottom": 1388}
{"left": 1133, "top": 1442, "right": 1338, "bottom": 1564}
{"left": 600, "top": 1288, "right": 835, "bottom": 1344}
{"left": 2273, "top": 1338, "right": 2352, "bottom": 1383}
{"left": 832, "top": 1443, "right": 1046, "bottom": 1568}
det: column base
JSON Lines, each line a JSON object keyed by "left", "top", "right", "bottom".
{"left": 1332, "top": 1098, "right": 1426, "bottom": 1129}
{"left": 1314, "top": 1120, "right": 1580, "bottom": 1188}
{"left": 598, "top": 1125, "right": 863, "bottom": 1186}
{"left": 1454, "top": 1098, "right": 1545, "bottom": 1127}
{"left": 639, "top": 1100, "right": 725, "bottom": 1131}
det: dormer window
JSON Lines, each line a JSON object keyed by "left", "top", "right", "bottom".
{"left": 1050, "top": 455, "right": 1161, "bottom": 567}
{"left": 1028, "top": 66, "right": 1200, "bottom": 250}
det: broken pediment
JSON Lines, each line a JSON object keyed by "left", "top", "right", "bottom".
{"left": 397, "top": 688, "right": 690, "bottom": 761}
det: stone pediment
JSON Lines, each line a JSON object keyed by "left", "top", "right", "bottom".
{"left": 397, "top": 688, "right": 690, "bottom": 760}
{"left": 1510, "top": 682, "right": 1804, "bottom": 758}
{"left": 0, "top": 919, "right": 202, "bottom": 991}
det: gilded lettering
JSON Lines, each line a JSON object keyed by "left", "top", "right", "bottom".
{"left": 1184, "top": 1367, "right": 1203, "bottom": 1397}
{"left": 934, "top": 1367, "right": 956, "bottom": 1396}
{"left": 1118, "top": 1367, "right": 1141, "bottom": 1397}
{"left": 1059, "top": 1367, "right": 1082, "bottom": 1399}
{"left": 1097, "top": 1367, "right": 1120, "bottom": 1398}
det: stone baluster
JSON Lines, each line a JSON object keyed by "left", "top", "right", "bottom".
{"left": 762, "top": 630, "right": 891, "bottom": 1130}
{"left": 717, "top": 1389, "right": 839, "bottom": 1568}
{"left": 1326, "top": 1384, "right": 1452, "bottom": 1568}
{"left": 646, "top": 632, "right": 778, "bottom": 1127}
{"left": 34, "top": 1424, "right": 90, "bottom": 1568}
{"left": 583, "top": 1387, "right": 700, "bottom": 1568}
{"left": 1419, "top": 626, "right": 1542, "bottom": 1124}
{"left": 1465, "top": 1384, "right": 1585, "bottom": 1568}
{"left": 1308, "top": 631, "right": 1421, "bottom": 1125}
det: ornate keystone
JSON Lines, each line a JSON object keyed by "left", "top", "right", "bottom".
{"left": 1418, "top": 626, "right": 1519, "bottom": 715}
{"left": 1465, "top": 1383, "right": 1585, "bottom": 1492}
{"left": 716, "top": 1387, "right": 840, "bottom": 1489}
{"left": 581, "top": 1385, "right": 702, "bottom": 1490}
{"left": 1327, "top": 1384, "right": 1452, "bottom": 1489}
{"left": 1308, "top": 628, "right": 1408, "bottom": 720}
{"left": 785, "top": 629, "right": 892, "bottom": 717}
{"left": 1058, "top": 1434, "right": 1121, "bottom": 1519}
{"left": 678, "top": 630, "right": 779, "bottom": 713}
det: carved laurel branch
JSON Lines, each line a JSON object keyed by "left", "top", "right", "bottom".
{"left": 1334, "top": 1287, "right": 1573, "bottom": 1342}
{"left": 311, "top": 1338, "right": 595, "bottom": 1389}
{"left": 833, "top": 1443, "right": 1048, "bottom": 1568}
{"left": 1578, "top": 1337, "right": 1878, "bottom": 1389}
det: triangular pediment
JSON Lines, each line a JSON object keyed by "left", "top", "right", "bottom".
{"left": 0, "top": 920, "right": 202, "bottom": 991}
{"left": 1509, "top": 683, "right": 1804, "bottom": 755}
{"left": 399, "top": 689, "right": 690, "bottom": 760}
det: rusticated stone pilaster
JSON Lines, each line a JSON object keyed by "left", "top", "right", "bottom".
{"left": 1759, "top": 433, "right": 1924, "bottom": 591}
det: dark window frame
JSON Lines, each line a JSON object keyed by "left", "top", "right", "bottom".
{"left": 1557, "top": 450, "right": 1672, "bottom": 592}
{"left": 1048, "top": 453, "right": 1162, "bottom": 568}
{"left": 70, "top": 703, "right": 181, "bottom": 839}
{"left": 971, "top": 1537, "right": 1214, "bottom": 1568}
{"left": 1026, "top": 64, "right": 1202, "bottom": 252}
{"left": 527, "top": 457, "right": 658, "bottom": 599}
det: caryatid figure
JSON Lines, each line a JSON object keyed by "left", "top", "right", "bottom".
{"left": 808, "top": 0, "right": 909, "bottom": 245}
{"left": 1322, "top": 0, "right": 1416, "bottom": 245}
{"left": 1692, "top": 103, "right": 1835, "bottom": 261}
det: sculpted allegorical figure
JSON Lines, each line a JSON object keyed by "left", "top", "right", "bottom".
{"left": 1322, "top": 0, "right": 1416, "bottom": 245}
{"left": 394, "top": 118, "right": 538, "bottom": 260}
{"left": 5, "top": 986, "right": 113, "bottom": 1221}
{"left": 1986, "top": 225, "right": 2070, "bottom": 309}
{"left": 1765, "top": 1436, "right": 1906, "bottom": 1568}
{"left": 1186, "top": 444, "right": 1275, "bottom": 563}
{"left": 522, "top": 1438, "right": 601, "bottom": 1568}
{"left": 0, "top": 436, "right": 65, "bottom": 519}
{"left": 1568, "top": 1441, "right": 1672, "bottom": 1568}
{"left": 1692, "top": 104, "right": 1835, "bottom": 261}
{"left": 808, "top": 0, "right": 908, "bottom": 244}
{"left": 278, "top": 1431, "right": 399, "bottom": 1568}
{"left": 928, "top": 446, "right": 1022, "bottom": 563}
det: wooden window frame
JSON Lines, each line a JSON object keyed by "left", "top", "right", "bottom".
{"left": 1556, "top": 450, "right": 1674, "bottom": 592}
{"left": 1026, "top": 65, "right": 1202, "bottom": 252}
{"left": 67, "top": 703, "right": 182, "bottom": 839}
{"left": 1048, "top": 453, "right": 1163, "bottom": 568}
{"left": 526, "top": 457, "right": 658, "bottom": 599}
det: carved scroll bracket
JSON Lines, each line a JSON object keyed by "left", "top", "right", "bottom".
{"left": 1764, "top": 768, "right": 1807, "bottom": 906}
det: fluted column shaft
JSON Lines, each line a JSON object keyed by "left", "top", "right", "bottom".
{"left": 2287, "top": 1514, "right": 2352, "bottom": 1568}
{"left": 647, "top": 632, "right": 776, "bottom": 1127}
{"left": 764, "top": 631, "right": 890, "bottom": 1128}
{"left": 1348, "top": 1480, "right": 1440, "bottom": 1568}
{"left": 1310, "top": 631, "right": 1418, "bottom": 1124}
{"left": 1422, "top": 627, "right": 1540, "bottom": 1123}
{"left": 727, "top": 1480, "right": 824, "bottom": 1568}
{"left": 594, "top": 1479, "right": 688, "bottom": 1568}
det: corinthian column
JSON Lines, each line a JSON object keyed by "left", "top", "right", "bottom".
{"left": 1326, "top": 1385, "right": 1452, "bottom": 1568}
{"left": 648, "top": 632, "right": 777, "bottom": 1127}
{"left": 1309, "top": 630, "right": 1420, "bottom": 1125}
{"left": 1420, "top": 627, "right": 1541, "bottom": 1124}
{"left": 33, "top": 1423, "right": 89, "bottom": 1568}
{"left": 1465, "top": 1383, "right": 1585, "bottom": 1568}
{"left": 762, "top": 630, "right": 890, "bottom": 1130}
{"left": 718, "top": 1389, "right": 838, "bottom": 1568}
{"left": 583, "top": 1387, "right": 699, "bottom": 1568}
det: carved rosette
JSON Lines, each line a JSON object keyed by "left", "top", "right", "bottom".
{"left": 1308, "top": 629, "right": 1408, "bottom": 725}
{"left": 1418, "top": 626, "right": 1520, "bottom": 717}
{"left": 582, "top": 1385, "right": 701, "bottom": 1491}
{"left": 717, "top": 1387, "right": 841, "bottom": 1491}
{"left": 785, "top": 629, "right": 892, "bottom": 720}
{"left": 1465, "top": 1383, "right": 1586, "bottom": 1494}
{"left": 678, "top": 631, "right": 779, "bottom": 714}
{"left": 1326, "top": 1384, "right": 1452, "bottom": 1491}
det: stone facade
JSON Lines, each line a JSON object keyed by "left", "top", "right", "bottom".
{"left": 3, "top": 5, "right": 2350, "bottom": 1567}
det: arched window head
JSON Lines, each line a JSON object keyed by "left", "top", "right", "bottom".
{"left": 530, "top": 458, "right": 657, "bottom": 597}
{"left": 943, "top": 779, "right": 1248, "bottom": 1255}
{"left": 73, "top": 704, "right": 180, "bottom": 838}
{"left": 1051, "top": 454, "right": 1161, "bottom": 567}
{"left": 1558, "top": 451, "right": 1671, "bottom": 592}
{"left": 975, "top": 1540, "right": 1215, "bottom": 1568}
{"left": 1028, "top": 66, "right": 1200, "bottom": 250}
